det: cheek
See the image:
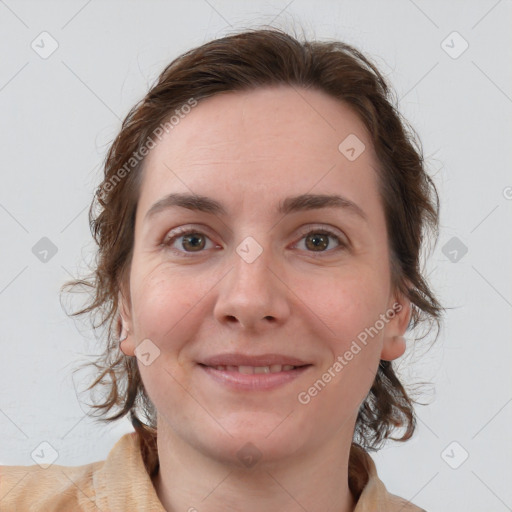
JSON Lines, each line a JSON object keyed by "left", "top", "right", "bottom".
{"left": 297, "top": 278, "right": 383, "bottom": 415}
{"left": 131, "top": 267, "right": 201, "bottom": 341}
{"left": 130, "top": 271, "right": 203, "bottom": 415}
{"left": 296, "top": 270, "right": 385, "bottom": 404}
{"left": 298, "top": 268, "right": 386, "bottom": 348}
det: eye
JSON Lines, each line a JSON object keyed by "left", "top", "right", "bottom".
{"left": 161, "top": 224, "right": 348, "bottom": 257}
{"left": 293, "top": 226, "right": 347, "bottom": 254}
{"left": 161, "top": 228, "right": 218, "bottom": 257}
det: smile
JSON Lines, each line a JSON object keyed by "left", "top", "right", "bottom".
{"left": 208, "top": 364, "right": 298, "bottom": 373}
{"left": 198, "top": 363, "right": 312, "bottom": 391}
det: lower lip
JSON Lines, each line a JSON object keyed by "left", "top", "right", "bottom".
{"left": 198, "top": 364, "right": 312, "bottom": 391}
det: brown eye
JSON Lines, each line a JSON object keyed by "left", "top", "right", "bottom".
{"left": 180, "top": 233, "right": 206, "bottom": 252}
{"left": 304, "top": 233, "right": 331, "bottom": 251}
{"left": 296, "top": 229, "right": 345, "bottom": 254}
{"left": 162, "top": 229, "right": 215, "bottom": 256}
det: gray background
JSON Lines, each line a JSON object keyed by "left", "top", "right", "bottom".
{"left": 1, "top": 1, "right": 511, "bottom": 511}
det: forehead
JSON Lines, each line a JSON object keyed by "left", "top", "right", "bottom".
{"left": 146, "top": 85, "right": 371, "bottom": 162}
{"left": 137, "top": 85, "right": 382, "bottom": 222}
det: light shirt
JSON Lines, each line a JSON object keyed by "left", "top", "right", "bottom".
{"left": 0, "top": 431, "right": 426, "bottom": 511}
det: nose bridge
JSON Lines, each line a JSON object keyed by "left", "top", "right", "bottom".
{"left": 231, "top": 233, "right": 274, "bottom": 298}
{"left": 214, "top": 232, "right": 289, "bottom": 328}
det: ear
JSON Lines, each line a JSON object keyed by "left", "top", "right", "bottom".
{"left": 118, "top": 289, "right": 136, "bottom": 357}
{"left": 380, "top": 287, "right": 412, "bottom": 362}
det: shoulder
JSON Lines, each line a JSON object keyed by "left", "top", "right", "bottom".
{"left": 350, "top": 444, "right": 427, "bottom": 512}
{"left": 0, "top": 458, "right": 103, "bottom": 511}
{"left": 0, "top": 432, "right": 164, "bottom": 512}
{"left": 385, "top": 492, "right": 428, "bottom": 511}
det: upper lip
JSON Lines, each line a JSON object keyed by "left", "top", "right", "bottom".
{"left": 199, "top": 353, "right": 311, "bottom": 367}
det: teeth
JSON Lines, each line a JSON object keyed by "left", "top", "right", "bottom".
{"left": 212, "top": 364, "right": 297, "bottom": 373}
{"left": 238, "top": 365, "right": 255, "bottom": 374}
{"left": 253, "top": 366, "right": 270, "bottom": 374}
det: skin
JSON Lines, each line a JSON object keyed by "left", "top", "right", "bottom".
{"left": 119, "top": 85, "right": 412, "bottom": 512}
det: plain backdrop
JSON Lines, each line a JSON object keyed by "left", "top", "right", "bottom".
{"left": 1, "top": 1, "right": 511, "bottom": 511}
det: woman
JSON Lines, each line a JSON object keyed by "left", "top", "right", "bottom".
{"left": 0, "top": 27, "right": 442, "bottom": 511}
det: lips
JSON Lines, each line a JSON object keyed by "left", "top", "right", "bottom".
{"left": 198, "top": 364, "right": 311, "bottom": 391}
{"left": 197, "top": 353, "right": 312, "bottom": 391}
{"left": 199, "top": 353, "right": 311, "bottom": 368}
{"left": 206, "top": 364, "right": 297, "bottom": 374}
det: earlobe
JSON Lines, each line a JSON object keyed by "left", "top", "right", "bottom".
{"left": 117, "top": 290, "right": 135, "bottom": 357}
{"left": 380, "top": 334, "right": 407, "bottom": 361}
{"left": 380, "top": 293, "right": 412, "bottom": 361}
{"left": 119, "top": 319, "right": 136, "bottom": 357}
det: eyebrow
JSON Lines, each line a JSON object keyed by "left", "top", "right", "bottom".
{"left": 144, "top": 192, "right": 368, "bottom": 223}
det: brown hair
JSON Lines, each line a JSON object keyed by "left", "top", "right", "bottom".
{"left": 62, "top": 26, "right": 444, "bottom": 469}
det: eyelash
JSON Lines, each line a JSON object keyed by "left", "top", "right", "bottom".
{"left": 161, "top": 225, "right": 347, "bottom": 258}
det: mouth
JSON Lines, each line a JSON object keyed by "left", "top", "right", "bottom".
{"left": 197, "top": 362, "right": 313, "bottom": 391}
{"left": 198, "top": 363, "right": 309, "bottom": 373}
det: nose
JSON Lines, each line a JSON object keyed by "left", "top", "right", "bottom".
{"left": 213, "top": 238, "right": 291, "bottom": 332}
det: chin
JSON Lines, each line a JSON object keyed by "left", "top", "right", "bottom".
{"left": 193, "top": 414, "right": 308, "bottom": 468}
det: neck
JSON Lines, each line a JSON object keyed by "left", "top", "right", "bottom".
{"left": 151, "top": 420, "right": 357, "bottom": 512}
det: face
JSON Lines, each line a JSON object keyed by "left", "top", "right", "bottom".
{"left": 119, "top": 85, "right": 411, "bottom": 465}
